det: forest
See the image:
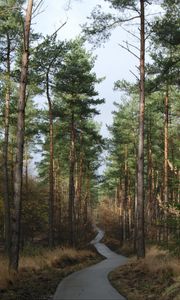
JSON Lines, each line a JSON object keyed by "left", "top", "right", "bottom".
{"left": 0, "top": 0, "right": 179, "bottom": 299}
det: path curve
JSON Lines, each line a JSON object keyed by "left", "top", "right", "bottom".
{"left": 53, "top": 228, "right": 127, "bottom": 300}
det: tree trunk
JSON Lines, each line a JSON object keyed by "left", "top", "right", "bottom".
{"left": 136, "top": 0, "right": 145, "bottom": 258}
{"left": 147, "top": 115, "right": 153, "bottom": 238}
{"left": 164, "top": 88, "right": 168, "bottom": 205}
{"left": 164, "top": 87, "right": 169, "bottom": 242}
{"left": 46, "top": 72, "right": 54, "bottom": 248}
{"left": 124, "top": 145, "right": 129, "bottom": 240}
{"left": 25, "top": 142, "right": 29, "bottom": 195}
{"left": 3, "top": 33, "right": 11, "bottom": 256}
{"left": 9, "top": 0, "right": 33, "bottom": 271}
{"left": 76, "top": 143, "right": 84, "bottom": 237}
{"left": 10, "top": 141, "right": 15, "bottom": 200}
{"left": 84, "top": 171, "right": 90, "bottom": 225}
{"left": 68, "top": 111, "right": 76, "bottom": 246}
{"left": 117, "top": 180, "right": 124, "bottom": 243}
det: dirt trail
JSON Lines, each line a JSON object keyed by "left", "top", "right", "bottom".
{"left": 53, "top": 228, "right": 127, "bottom": 300}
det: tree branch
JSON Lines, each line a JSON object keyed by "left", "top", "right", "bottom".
{"left": 118, "top": 43, "right": 139, "bottom": 60}
{"left": 121, "top": 25, "right": 140, "bottom": 40}
{"left": 32, "top": 0, "right": 44, "bottom": 16}
{"left": 106, "top": 15, "right": 140, "bottom": 30}
{"left": 123, "top": 40, "right": 140, "bottom": 51}
{"left": 51, "top": 21, "right": 67, "bottom": 38}
{"left": 32, "top": 20, "right": 67, "bottom": 52}
{"left": 130, "top": 70, "right": 139, "bottom": 81}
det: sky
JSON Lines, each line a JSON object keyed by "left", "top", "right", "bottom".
{"left": 33, "top": 0, "right": 138, "bottom": 137}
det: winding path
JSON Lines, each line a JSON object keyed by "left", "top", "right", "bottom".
{"left": 53, "top": 228, "right": 127, "bottom": 300}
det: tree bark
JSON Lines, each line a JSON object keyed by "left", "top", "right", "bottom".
{"left": 10, "top": 141, "right": 15, "bottom": 200}
{"left": 136, "top": 0, "right": 145, "bottom": 258}
{"left": 164, "top": 88, "right": 168, "bottom": 205}
{"left": 84, "top": 171, "right": 90, "bottom": 225}
{"left": 147, "top": 115, "right": 153, "bottom": 234}
{"left": 68, "top": 111, "right": 76, "bottom": 246}
{"left": 46, "top": 71, "right": 54, "bottom": 248}
{"left": 76, "top": 138, "right": 84, "bottom": 236}
{"left": 9, "top": 0, "right": 33, "bottom": 271}
{"left": 124, "top": 145, "right": 129, "bottom": 240}
{"left": 164, "top": 87, "right": 169, "bottom": 242}
{"left": 25, "top": 141, "right": 29, "bottom": 195}
{"left": 3, "top": 33, "right": 11, "bottom": 256}
{"left": 118, "top": 182, "right": 124, "bottom": 244}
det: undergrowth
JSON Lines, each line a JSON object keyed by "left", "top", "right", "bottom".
{"left": 109, "top": 245, "right": 180, "bottom": 300}
{"left": 0, "top": 246, "right": 100, "bottom": 300}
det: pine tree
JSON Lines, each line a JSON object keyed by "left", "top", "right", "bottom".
{"left": 54, "top": 38, "right": 104, "bottom": 245}
{"left": 0, "top": 0, "right": 24, "bottom": 256}
{"left": 83, "top": 0, "right": 150, "bottom": 257}
{"left": 10, "top": 0, "right": 34, "bottom": 272}
{"left": 32, "top": 36, "right": 66, "bottom": 247}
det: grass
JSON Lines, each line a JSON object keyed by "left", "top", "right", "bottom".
{"left": 0, "top": 256, "right": 14, "bottom": 290}
{"left": 102, "top": 235, "right": 135, "bottom": 257}
{"left": 0, "top": 246, "right": 102, "bottom": 300}
{"left": 109, "top": 246, "right": 180, "bottom": 300}
{"left": 19, "top": 247, "right": 96, "bottom": 270}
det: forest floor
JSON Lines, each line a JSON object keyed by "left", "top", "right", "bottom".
{"left": 103, "top": 236, "right": 180, "bottom": 300}
{"left": 0, "top": 246, "right": 102, "bottom": 300}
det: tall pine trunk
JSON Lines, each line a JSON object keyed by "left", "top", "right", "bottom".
{"left": 76, "top": 149, "right": 83, "bottom": 240}
{"left": 25, "top": 141, "right": 29, "bottom": 195}
{"left": 136, "top": 0, "right": 145, "bottom": 258}
{"left": 164, "top": 88, "right": 168, "bottom": 205}
{"left": 119, "top": 183, "right": 124, "bottom": 244}
{"left": 3, "top": 33, "right": 11, "bottom": 256}
{"left": 124, "top": 145, "right": 129, "bottom": 240}
{"left": 84, "top": 171, "right": 90, "bottom": 225}
{"left": 9, "top": 0, "right": 33, "bottom": 271}
{"left": 46, "top": 72, "right": 54, "bottom": 248}
{"left": 164, "top": 87, "right": 169, "bottom": 242}
{"left": 68, "top": 111, "right": 76, "bottom": 246}
{"left": 147, "top": 115, "right": 153, "bottom": 234}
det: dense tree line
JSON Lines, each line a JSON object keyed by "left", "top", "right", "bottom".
{"left": 94, "top": 0, "right": 180, "bottom": 255}
{"left": 0, "top": 0, "right": 179, "bottom": 273}
{"left": 0, "top": 0, "right": 104, "bottom": 271}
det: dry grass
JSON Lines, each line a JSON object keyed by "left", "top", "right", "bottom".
{"left": 0, "top": 247, "right": 97, "bottom": 291}
{"left": 0, "top": 256, "right": 14, "bottom": 290}
{"left": 109, "top": 246, "right": 180, "bottom": 300}
{"left": 162, "top": 276, "right": 180, "bottom": 300}
{"left": 142, "top": 246, "right": 180, "bottom": 277}
{"left": 19, "top": 247, "right": 96, "bottom": 271}
{"left": 102, "top": 235, "right": 135, "bottom": 257}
